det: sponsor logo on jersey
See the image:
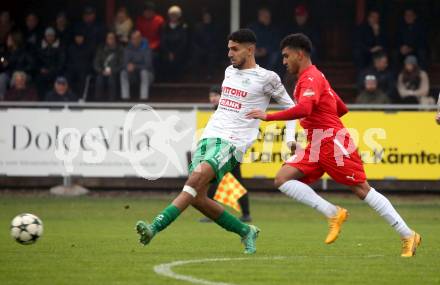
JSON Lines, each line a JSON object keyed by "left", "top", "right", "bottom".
{"left": 222, "top": 86, "right": 248, "bottom": 98}
{"left": 302, "top": 89, "right": 315, "bottom": 97}
{"left": 220, "top": 98, "right": 242, "bottom": 110}
{"left": 242, "top": 78, "right": 251, "bottom": 85}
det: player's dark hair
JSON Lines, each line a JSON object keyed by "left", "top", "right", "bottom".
{"left": 280, "top": 33, "right": 312, "bottom": 54}
{"left": 228, "top": 29, "right": 257, "bottom": 44}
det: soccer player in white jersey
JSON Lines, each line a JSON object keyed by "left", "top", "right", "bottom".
{"left": 135, "top": 29, "right": 297, "bottom": 254}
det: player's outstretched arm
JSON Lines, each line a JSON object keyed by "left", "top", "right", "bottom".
{"left": 245, "top": 109, "right": 267, "bottom": 120}
{"left": 265, "top": 74, "right": 297, "bottom": 145}
{"left": 246, "top": 101, "right": 313, "bottom": 121}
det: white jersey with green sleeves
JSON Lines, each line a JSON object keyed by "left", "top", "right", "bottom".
{"left": 201, "top": 64, "right": 297, "bottom": 154}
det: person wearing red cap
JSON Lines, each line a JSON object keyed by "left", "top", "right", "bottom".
{"left": 285, "top": 4, "right": 320, "bottom": 62}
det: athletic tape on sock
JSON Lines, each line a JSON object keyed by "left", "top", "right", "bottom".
{"left": 182, "top": 185, "right": 197, "bottom": 197}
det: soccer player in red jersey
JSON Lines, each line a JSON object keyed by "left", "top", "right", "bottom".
{"left": 246, "top": 33, "right": 421, "bottom": 257}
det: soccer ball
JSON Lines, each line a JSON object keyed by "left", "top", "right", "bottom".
{"left": 10, "top": 213, "right": 43, "bottom": 245}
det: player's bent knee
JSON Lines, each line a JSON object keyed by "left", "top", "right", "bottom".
{"left": 186, "top": 172, "right": 205, "bottom": 189}
{"left": 182, "top": 185, "right": 198, "bottom": 198}
{"left": 186, "top": 164, "right": 214, "bottom": 189}
{"left": 274, "top": 175, "right": 290, "bottom": 189}
{"left": 349, "top": 182, "right": 370, "bottom": 200}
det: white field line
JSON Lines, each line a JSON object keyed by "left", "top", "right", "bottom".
{"left": 153, "top": 255, "right": 383, "bottom": 285}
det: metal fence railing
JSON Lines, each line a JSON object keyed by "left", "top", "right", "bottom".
{"left": 0, "top": 102, "right": 438, "bottom": 111}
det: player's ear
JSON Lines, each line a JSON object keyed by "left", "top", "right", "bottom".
{"left": 248, "top": 43, "right": 255, "bottom": 55}
{"left": 299, "top": 49, "right": 306, "bottom": 60}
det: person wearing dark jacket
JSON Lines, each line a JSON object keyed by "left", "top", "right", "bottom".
{"left": 353, "top": 10, "right": 387, "bottom": 70}
{"left": 94, "top": 31, "right": 123, "bottom": 101}
{"left": 285, "top": 4, "right": 320, "bottom": 62}
{"left": 45, "top": 76, "right": 77, "bottom": 102}
{"left": 23, "top": 12, "right": 43, "bottom": 55}
{"left": 74, "top": 6, "right": 105, "bottom": 51}
{"left": 4, "top": 71, "right": 38, "bottom": 101}
{"left": 248, "top": 7, "right": 282, "bottom": 72}
{"left": 120, "top": 30, "right": 154, "bottom": 100}
{"left": 358, "top": 52, "right": 396, "bottom": 102}
{"left": 0, "top": 31, "right": 34, "bottom": 99}
{"left": 55, "top": 12, "right": 73, "bottom": 47}
{"left": 65, "top": 28, "right": 94, "bottom": 97}
{"left": 396, "top": 8, "right": 428, "bottom": 68}
{"left": 35, "top": 27, "right": 65, "bottom": 98}
{"left": 191, "top": 9, "right": 219, "bottom": 78}
{"left": 160, "top": 5, "right": 189, "bottom": 80}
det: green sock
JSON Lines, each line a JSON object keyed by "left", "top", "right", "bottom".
{"left": 151, "top": 204, "right": 181, "bottom": 233}
{"left": 215, "top": 210, "right": 250, "bottom": 237}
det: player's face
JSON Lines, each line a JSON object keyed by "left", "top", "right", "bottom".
{"left": 282, "top": 47, "right": 302, "bottom": 75}
{"left": 228, "top": 40, "right": 252, "bottom": 69}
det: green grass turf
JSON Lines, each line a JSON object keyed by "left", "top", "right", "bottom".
{"left": 0, "top": 192, "right": 439, "bottom": 285}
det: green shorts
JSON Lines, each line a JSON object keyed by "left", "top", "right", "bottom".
{"left": 189, "top": 138, "right": 241, "bottom": 182}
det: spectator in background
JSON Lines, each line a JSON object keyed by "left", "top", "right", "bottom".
{"left": 358, "top": 52, "right": 395, "bottom": 102}
{"left": 45, "top": 76, "right": 77, "bottom": 101}
{"left": 35, "top": 27, "right": 65, "bottom": 98}
{"left": 397, "top": 55, "right": 432, "bottom": 104}
{"left": 94, "top": 31, "right": 123, "bottom": 101}
{"left": 120, "top": 30, "right": 154, "bottom": 100}
{"left": 248, "top": 7, "right": 282, "bottom": 71}
{"left": 160, "top": 5, "right": 189, "bottom": 80}
{"left": 396, "top": 8, "right": 428, "bottom": 69}
{"left": 136, "top": 2, "right": 164, "bottom": 52}
{"left": 4, "top": 71, "right": 38, "bottom": 101}
{"left": 114, "top": 7, "right": 133, "bottom": 45}
{"left": 23, "top": 12, "right": 43, "bottom": 54}
{"left": 285, "top": 4, "right": 320, "bottom": 62}
{"left": 75, "top": 6, "right": 105, "bottom": 50}
{"left": 0, "top": 11, "right": 14, "bottom": 46}
{"left": 0, "top": 31, "right": 35, "bottom": 99}
{"left": 356, "top": 74, "right": 390, "bottom": 104}
{"left": 354, "top": 9, "right": 387, "bottom": 70}
{"left": 65, "top": 28, "right": 94, "bottom": 97}
{"left": 191, "top": 9, "right": 219, "bottom": 79}
{"left": 55, "top": 12, "right": 72, "bottom": 47}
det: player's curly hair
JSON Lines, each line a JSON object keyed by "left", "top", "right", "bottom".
{"left": 280, "top": 33, "right": 312, "bottom": 54}
{"left": 228, "top": 29, "right": 257, "bottom": 44}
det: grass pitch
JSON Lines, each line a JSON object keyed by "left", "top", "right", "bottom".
{"left": 0, "top": 191, "right": 439, "bottom": 285}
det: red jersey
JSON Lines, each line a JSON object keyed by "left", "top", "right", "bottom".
{"left": 136, "top": 14, "right": 165, "bottom": 51}
{"left": 267, "top": 65, "right": 348, "bottom": 141}
{"left": 267, "top": 65, "right": 367, "bottom": 186}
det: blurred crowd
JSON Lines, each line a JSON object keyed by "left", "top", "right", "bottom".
{"left": 0, "top": 3, "right": 437, "bottom": 105}
{"left": 353, "top": 8, "right": 435, "bottom": 105}
{"left": 0, "top": 2, "right": 222, "bottom": 102}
